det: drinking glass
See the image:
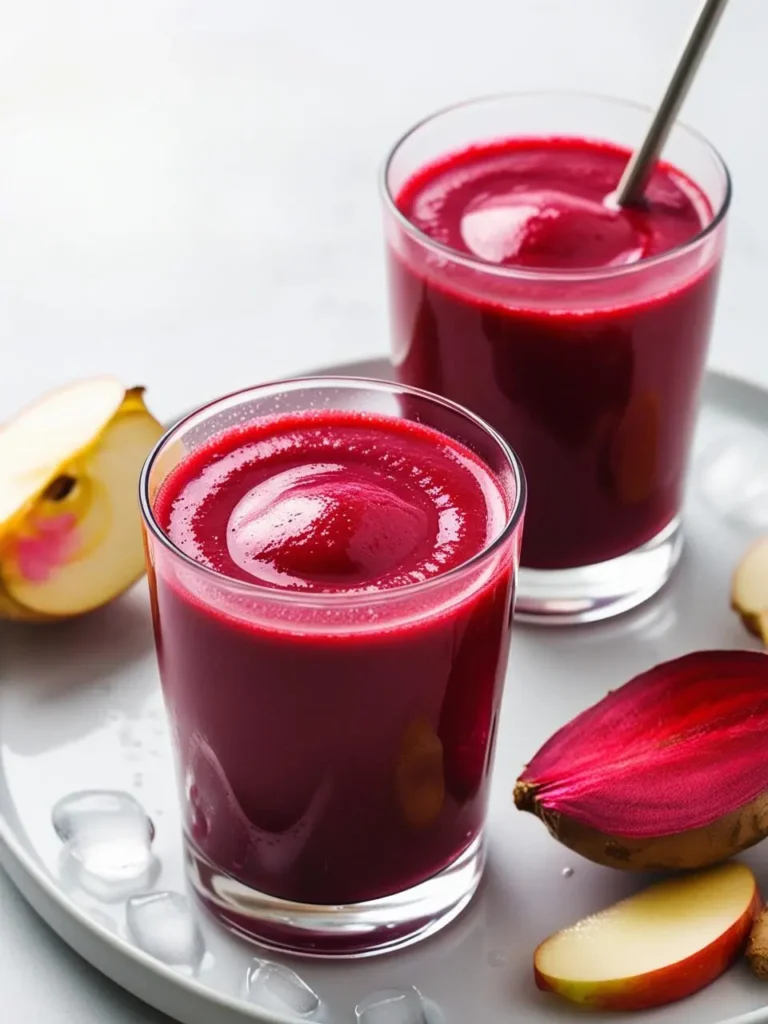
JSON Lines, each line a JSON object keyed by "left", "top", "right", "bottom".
{"left": 382, "top": 92, "right": 730, "bottom": 622}
{"left": 140, "top": 377, "right": 525, "bottom": 956}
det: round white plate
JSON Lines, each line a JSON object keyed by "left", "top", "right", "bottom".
{"left": 3, "top": 359, "right": 768, "bottom": 1024}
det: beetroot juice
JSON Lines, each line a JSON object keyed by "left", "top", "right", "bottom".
{"left": 140, "top": 378, "right": 524, "bottom": 954}
{"left": 383, "top": 94, "right": 729, "bottom": 621}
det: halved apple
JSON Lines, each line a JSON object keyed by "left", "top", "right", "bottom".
{"left": 732, "top": 535, "right": 768, "bottom": 644}
{"left": 534, "top": 862, "right": 760, "bottom": 1010}
{"left": 0, "top": 377, "right": 165, "bottom": 620}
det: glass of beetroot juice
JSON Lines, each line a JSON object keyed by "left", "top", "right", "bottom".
{"left": 382, "top": 92, "right": 730, "bottom": 623}
{"left": 139, "top": 377, "right": 525, "bottom": 956}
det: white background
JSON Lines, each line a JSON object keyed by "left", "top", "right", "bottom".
{"left": 0, "top": 0, "right": 764, "bottom": 1019}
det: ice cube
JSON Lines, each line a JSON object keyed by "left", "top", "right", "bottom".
{"left": 52, "top": 790, "right": 155, "bottom": 896}
{"left": 125, "top": 891, "right": 204, "bottom": 972}
{"left": 355, "top": 987, "right": 428, "bottom": 1024}
{"left": 246, "top": 958, "right": 321, "bottom": 1017}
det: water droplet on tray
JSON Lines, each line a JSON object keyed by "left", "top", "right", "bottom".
{"left": 246, "top": 958, "right": 321, "bottom": 1017}
{"left": 355, "top": 987, "right": 428, "bottom": 1024}
{"left": 487, "top": 949, "right": 507, "bottom": 967}
{"left": 126, "top": 891, "right": 204, "bottom": 972}
{"left": 562, "top": 866, "right": 574, "bottom": 878}
{"left": 52, "top": 791, "right": 156, "bottom": 898}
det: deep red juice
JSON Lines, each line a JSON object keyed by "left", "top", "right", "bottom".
{"left": 388, "top": 138, "right": 722, "bottom": 569}
{"left": 150, "top": 410, "right": 517, "bottom": 905}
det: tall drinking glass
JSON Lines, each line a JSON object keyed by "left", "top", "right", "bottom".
{"left": 140, "top": 377, "right": 525, "bottom": 956}
{"left": 382, "top": 92, "right": 730, "bottom": 623}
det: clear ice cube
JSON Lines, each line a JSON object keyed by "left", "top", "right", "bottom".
{"left": 125, "top": 891, "right": 204, "bottom": 972}
{"left": 246, "top": 958, "right": 321, "bottom": 1017}
{"left": 697, "top": 432, "right": 768, "bottom": 528}
{"left": 52, "top": 790, "right": 155, "bottom": 892}
{"left": 355, "top": 987, "right": 428, "bottom": 1024}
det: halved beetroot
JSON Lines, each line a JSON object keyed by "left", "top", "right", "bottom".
{"left": 515, "top": 650, "right": 768, "bottom": 870}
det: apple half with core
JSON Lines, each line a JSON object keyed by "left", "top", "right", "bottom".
{"left": 0, "top": 377, "right": 165, "bottom": 620}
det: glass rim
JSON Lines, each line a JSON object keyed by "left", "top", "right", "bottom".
{"left": 139, "top": 375, "right": 527, "bottom": 607}
{"left": 380, "top": 88, "right": 732, "bottom": 283}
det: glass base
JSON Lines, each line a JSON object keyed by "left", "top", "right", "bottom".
{"left": 186, "top": 833, "right": 485, "bottom": 958}
{"left": 515, "top": 517, "right": 683, "bottom": 625}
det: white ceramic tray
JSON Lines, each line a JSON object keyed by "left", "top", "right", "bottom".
{"left": 3, "top": 358, "right": 768, "bottom": 1024}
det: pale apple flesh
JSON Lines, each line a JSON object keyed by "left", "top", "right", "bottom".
{"left": 534, "top": 863, "right": 760, "bottom": 1011}
{"left": 732, "top": 535, "right": 768, "bottom": 643}
{"left": 0, "top": 377, "right": 129, "bottom": 532}
{"left": 0, "top": 379, "right": 165, "bottom": 620}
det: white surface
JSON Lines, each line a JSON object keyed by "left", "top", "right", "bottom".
{"left": 4, "top": 367, "right": 768, "bottom": 1024}
{"left": 1, "top": 0, "right": 767, "bottom": 1021}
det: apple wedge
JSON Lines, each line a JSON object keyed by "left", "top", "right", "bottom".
{"left": 534, "top": 862, "right": 760, "bottom": 1011}
{"left": 0, "top": 377, "right": 164, "bottom": 620}
{"left": 732, "top": 535, "right": 768, "bottom": 643}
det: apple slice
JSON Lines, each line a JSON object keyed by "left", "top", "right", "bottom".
{"left": 0, "top": 378, "right": 164, "bottom": 620}
{"left": 534, "top": 862, "right": 760, "bottom": 1011}
{"left": 732, "top": 536, "right": 768, "bottom": 643}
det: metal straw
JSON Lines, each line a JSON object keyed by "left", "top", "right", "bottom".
{"left": 615, "top": 0, "right": 730, "bottom": 207}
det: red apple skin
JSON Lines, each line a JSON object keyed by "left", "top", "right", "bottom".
{"left": 534, "top": 888, "right": 761, "bottom": 1011}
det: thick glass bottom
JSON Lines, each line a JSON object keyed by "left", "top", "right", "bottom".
{"left": 515, "top": 517, "right": 683, "bottom": 624}
{"left": 186, "top": 832, "right": 485, "bottom": 958}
